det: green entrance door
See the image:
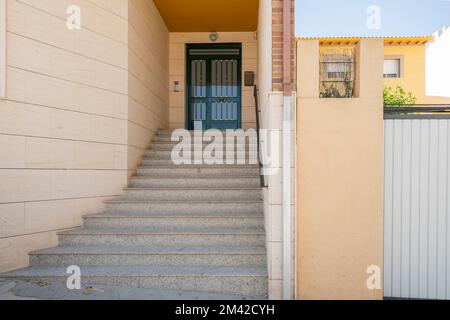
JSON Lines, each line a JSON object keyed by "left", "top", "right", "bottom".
{"left": 187, "top": 44, "right": 242, "bottom": 130}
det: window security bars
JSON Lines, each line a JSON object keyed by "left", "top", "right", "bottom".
{"left": 319, "top": 48, "right": 355, "bottom": 98}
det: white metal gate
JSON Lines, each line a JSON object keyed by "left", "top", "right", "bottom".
{"left": 384, "top": 118, "right": 450, "bottom": 299}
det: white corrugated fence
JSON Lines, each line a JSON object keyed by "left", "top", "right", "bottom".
{"left": 384, "top": 118, "right": 450, "bottom": 299}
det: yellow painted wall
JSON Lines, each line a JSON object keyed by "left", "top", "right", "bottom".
{"left": 384, "top": 45, "right": 424, "bottom": 103}
{"left": 318, "top": 43, "right": 450, "bottom": 104}
{"left": 384, "top": 44, "right": 450, "bottom": 104}
{"left": 296, "top": 39, "right": 384, "bottom": 300}
{"left": 168, "top": 32, "right": 257, "bottom": 130}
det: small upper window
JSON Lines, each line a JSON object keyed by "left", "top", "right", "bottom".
{"left": 384, "top": 59, "right": 401, "bottom": 78}
{"left": 0, "top": 0, "right": 6, "bottom": 98}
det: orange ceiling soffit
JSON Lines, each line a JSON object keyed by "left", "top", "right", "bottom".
{"left": 154, "top": 0, "right": 259, "bottom": 32}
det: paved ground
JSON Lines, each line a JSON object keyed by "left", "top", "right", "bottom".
{"left": 0, "top": 278, "right": 257, "bottom": 300}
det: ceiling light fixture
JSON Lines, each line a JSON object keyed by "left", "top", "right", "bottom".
{"left": 210, "top": 32, "right": 219, "bottom": 42}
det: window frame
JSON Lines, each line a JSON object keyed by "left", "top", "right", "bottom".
{"left": 383, "top": 55, "right": 404, "bottom": 79}
{"left": 0, "top": 0, "right": 5, "bottom": 98}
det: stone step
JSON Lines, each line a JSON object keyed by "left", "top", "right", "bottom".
{"left": 152, "top": 135, "right": 257, "bottom": 142}
{"left": 104, "top": 200, "right": 263, "bottom": 215}
{"left": 145, "top": 150, "right": 259, "bottom": 161}
{"left": 121, "top": 188, "right": 262, "bottom": 201}
{"left": 83, "top": 212, "right": 265, "bottom": 228}
{"left": 135, "top": 165, "right": 260, "bottom": 177}
{"left": 2, "top": 266, "right": 268, "bottom": 297}
{"left": 156, "top": 129, "right": 249, "bottom": 136}
{"left": 58, "top": 227, "right": 266, "bottom": 247}
{"left": 131, "top": 176, "right": 260, "bottom": 188}
{"left": 142, "top": 159, "right": 260, "bottom": 166}
{"left": 0, "top": 127, "right": 268, "bottom": 299}
{"left": 141, "top": 157, "right": 259, "bottom": 168}
{"left": 157, "top": 129, "right": 199, "bottom": 135}
{"left": 155, "top": 128, "right": 252, "bottom": 133}
{"left": 136, "top": 159, "right": 188, "bottom": 166}
{"left": 29, "top": 245, "right": 267, "bottom": 267}
{"left": 138, "top": 159, "right": 260, "bottom": 166}
{"left": 150, "top": 143, "right": 258, "bottom": 151}
{"left": 154, "top": 135, "right": 258, "bottom": 143}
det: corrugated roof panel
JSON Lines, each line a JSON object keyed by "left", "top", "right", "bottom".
{"left": 296, "top": 36, "right": 433, "bottom": 45}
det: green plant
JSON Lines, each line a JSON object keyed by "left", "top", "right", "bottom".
{"left": 343, "top": 73, "right": 354, "bottom": 98}
{"left": 320, "top": 72, "right": 354, "bottom": 99}
{"left": 383, "top": 86, "right": 417, "bottom": 106}
{"left": 320, "top": 84, "right": 341, "bottom": 98}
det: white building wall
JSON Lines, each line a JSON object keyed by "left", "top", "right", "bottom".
{"left": 258, "top": 0, "right": 296, "bottom": 300}
{"left": 426, "top": 26, "right": 450, "bottom": 98}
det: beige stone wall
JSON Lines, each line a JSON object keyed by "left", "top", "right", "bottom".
{"left": 168, "top": 32, "right": 257, "bottom": 130}
{"left": 262, "top": 91, "right": 296, "bottom": 300}
{"left": 0, "top": 0, "right": 169, "bottom": 272}
{"left": 127, "top": 0, "right": 169, "bottom": 171}
{"left": 296, "top": 39, "right": 384, "bottom": 299}
{"left": 257, "top": 0, "right": 298, "bottom": 298}
{"left": 257, "top": 0, "right": 272, "bottom": 124}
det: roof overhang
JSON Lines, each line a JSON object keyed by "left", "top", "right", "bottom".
{"left": 154, "top": 0, "right": 259, "bottom": 32}
{"left": 296, "top": 36, "right": 433, "bottom": 46}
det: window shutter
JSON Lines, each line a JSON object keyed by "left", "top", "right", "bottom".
{"left": 384, "top": 59, "right": 400, "bottom": 77}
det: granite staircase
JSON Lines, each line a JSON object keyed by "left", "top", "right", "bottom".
{"left": 2, "top": 129, "right": 267, "bottom": 299}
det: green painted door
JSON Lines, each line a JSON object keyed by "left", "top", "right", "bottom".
{"left": 187, "top": 44, "right": 242, "bottom": 130}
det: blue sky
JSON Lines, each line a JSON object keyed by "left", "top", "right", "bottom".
{"left": 296, "top": 0, "right": 450, "bottom": 37}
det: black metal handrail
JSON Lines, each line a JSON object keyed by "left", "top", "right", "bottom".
{"left": 254, "top": 85, "right": 267, "bottom": 188}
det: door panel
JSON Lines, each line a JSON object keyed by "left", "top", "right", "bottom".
{"left": 189, "top": 59, "right": 208, "bottom": 126}
{"left": 191, "top": 102, "right": 206, "bottom": 121}
{"left": 211, "top": 59, "right": 238, "bottom": 98}
{"left": 211, "top": 102, "right": 238, "bottom": 121}
{"left": 191, "top": 60, "right": 207, "bottom": 98}
{"left": 187, "top": 45, "right": 241, "bottom": 130}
